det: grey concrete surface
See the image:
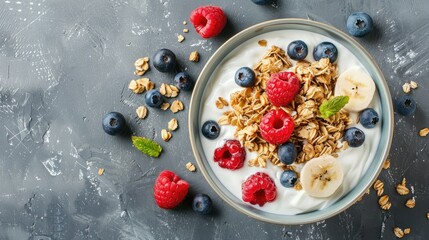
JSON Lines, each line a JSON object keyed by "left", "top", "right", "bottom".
{"left": 0, "top": 0, "right": 428, "bottom": 239}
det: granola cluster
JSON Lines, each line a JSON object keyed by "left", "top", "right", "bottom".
{"left": 218, "top": 45, "right": 352, "bottom": 170}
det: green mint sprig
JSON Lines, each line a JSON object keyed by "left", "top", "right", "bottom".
{"left": 319, "top": 96, "right": 349, "bottom": 119}
{"left": 132, "top": 136, "right": 163, "bottom": 157}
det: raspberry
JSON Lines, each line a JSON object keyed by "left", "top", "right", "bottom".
{"left": 259, "top": 109, "right": 294, "bottom": 145}
{"left": 153, "top": 170, "right": 189, "bottom": 209}
{"left": 266, "top": 72, "right": 300, "bottom": 106}
{"left": 190, "top": 6, "right": 227, "bottom": 38}
{"left": 242, "top": 172, "right": 276, "bottom": 206}
{"left": 213, "top": 140, "right": 245, "bottom": 170}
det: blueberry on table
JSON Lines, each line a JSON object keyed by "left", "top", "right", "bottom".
{"left": 102, "top": 112, "right": 126, "bottom": 135}
{"left": 277, "top": 142, "right": 297, "bottom": 165}
{"left": 234, "top": 67, "right": 256, "bottom": 87}
{"left": 395, "top": 95, "right": 417, "bottom": 116}
{"left": 174, "top": 72, "right": 194, "bottom": 91}
{"left": 153, "top": 49, "right": 177, "bottom": 72}
{"left": 287, "top": 40, "right": 308, "bottom": 60}
{"left": 251, "top": 0, "right": 273, "bottom": 5}
{"left": 192, "top": 194, "right": 213, "bottom": 215}
{"left": 344, "top": 127, "right": 365, "bottom": 147}
{"left": 145, "top": 89, "right": 163, "bottom": 108}
{"left": 202, "top": 120, "right": 220, "bottom": 139}
{"left": 280, "top": 170, "right": 298, "bottom": 188}
{"left": 313, "top": 42, "right": 338, "bottom": 63}
{"left": 359, "top": 108, "right": 379, "bottom": 128}
{"left": 347, "top": 12, "right": 374, "bottom": 37}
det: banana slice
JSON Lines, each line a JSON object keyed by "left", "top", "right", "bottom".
{"left": 334, "top": 67, "right": 375, "bottom": 112}
{"left": 300, "top": 155, "right": 344, "bottom": 198}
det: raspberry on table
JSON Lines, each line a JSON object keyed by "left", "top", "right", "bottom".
{"left": 213, "top": 140, "right": 245, "bottom": 170}
{"left": 153, "top": 170, "right": 189, "bottom": 209}
{"left": 266, "top": 71, "right": 300, "bottom": 107}
{"left": 190, "top": 6, "right": 227, "bottom": 38}
{"left": 259, "top": 109, "right": 294, "bottom": 145}
{"left": 242, "top": 172, "right": 276, "bottom": 206}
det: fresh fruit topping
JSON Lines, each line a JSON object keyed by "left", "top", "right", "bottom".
{"left": 359, "top": 108, "right": 379, "bottom": 128}
{"left": 174, "top": 72, "right": 194, "bottom": 91}
{"left": 202, "top": 120, "right": 221, "bottom": 139}
{"left": 102, "top": 112, "right": 126, "bottom": 135}
{"left": 280, "top": 170, "right": 298, "bottom": 188}
{"left": 192, "top": 193, "right": 213, "bottom": 214}
{"left": 234, "top": 67, "right": 256, "bottom": 87}
{"left": 266, "top": 72, "right": 300, "bottom": 107}
{"left": 251, "top": 0, "right": 273, "bottom": 5}
{"left": 319, "top": 96, "right": 350, "bottom": 119}
{"left": 190, "top": 6, "right": 227, "bottom": 39}
{"left": 213, "top": 140, "right": 245, "bottom": 170}
{"left": 300, "top": 155, "right": 344, "bottom": 198}
{"left": 145, "top": 89, "right": 163, "bottom": 108}
{"left": 347, "top": 12, "right": 374, "bottom": 37}
{"left": 153, "top": 49, "right": 177, "bottom": 72}
{"left": 313, "top": 42, "right": 338, "bottom": 62}
{"left": 259, "top": 109, "right": 294, "bottom": 145}
{"left": 344, "top": 127, "right": 365, "bottom": 147}
{"left": 154, "top": 170, "right": 189, "bottom": 209}
{"left": 277, "top": 142, "right": 297, "bottom": 165}
{"left": 242, "top": 172, "right": 276, "bottom": 206}
{"left": 334, "top": 67, "right": 376, "bottom": 112}
{"left": 395, "top": 95, "right": 417, "bottom": 116}
{"left": 287, "top": 40, "right": 308, "bottom": 60}
{"left": 131, "top": 136, "right": 163, "bottom": 157}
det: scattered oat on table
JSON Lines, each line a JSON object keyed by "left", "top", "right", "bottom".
{"left": 396, "top": 178, "right": 410, "bottom": 195}
{"left": 183, "top": 20, "right": 187, "bottom": 25}
{"left": 393, "top": 227, "right": 404, "bottom": 238}
{"left": 129, "top": 78, "right": 154, "bottom": 94}
{"left": 378, "top": 195, "right": 389, "bottom": 206}
{"left": 419, "top": 127, "right": 429, "bottom": 137}
{"left": 183, "top": 28, "right": 189, "bottom": 33}
{"left": 403, "top": 228, "right": 411, "bottom": 235}
{"left": 410, "top": 80, "right": 418, "bottom": 89}
{"left": 189, "top": 51, "right": 200, "bottom": 62}
{"left": 177, "top": 34, "right": 185, "bottom": 43}
{"left": 405, "top": 197, "right": 415, "bottom": 208}
{"left": 186, "top": 162, "right": 196, "bottom": 172}
{"left": 160, "top": 83, "right": 179, "bottom": 98}
{"left": 427, "top": 213, "right": 429, "bottom": 219}
{"left": 161, "top": 129, "right": 172, "bottom": 142}
{"left": 168, "top": 118, "right": 178, "bottom": 131}
{"left": 383, "top": 159, "right": 391, "bottom": 169}
{"left": 161, "top": 102, "right": 170, "bottom": 111}
{"left": 170, "top": 100, "right": 184, "bottom": 113}
{"left": 402, "top": 82, "right": 411, "bottom": 93}
{"left": 373, "top": 179, "right": 384, "bottom": 196}
{"left": 136, "top": 106, "right": 148, "bottom": 119}
{"left": 134, "top": 57, "right": 150, "bottom": 76}
{"left": 98, "top": 168, "right": 105, "bottom": 176}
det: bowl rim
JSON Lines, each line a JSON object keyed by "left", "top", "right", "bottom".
{"left": 188, "top": 18, "right": 394, "bottom": 225}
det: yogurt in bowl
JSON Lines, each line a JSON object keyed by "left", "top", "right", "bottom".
{"left": 189, "top": 19, "right": 393, "bottom": 224}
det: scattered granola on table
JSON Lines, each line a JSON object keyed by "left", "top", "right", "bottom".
{"left": 134, "top": 57, "right": 150, "bottom": 76}
{"left": 396, "top": 178, "right": 410, "bottom": 195}
{"left": 186, "top": 162, "right": 196, "bottom": 172}
{"left": 189, "top": 51, "right": 200, "bottom": 62}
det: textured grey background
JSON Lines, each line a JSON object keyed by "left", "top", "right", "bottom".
{"left": 0, "top": 0, "right": 428, "bottom": 239}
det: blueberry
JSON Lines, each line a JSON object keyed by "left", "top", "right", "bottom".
{"left": 202, "top": 120, "right": 220, "bottom": 139}
{"left": 192, "top": 194, "right": 213, "bottom": 215}
{"left": 344, "top": 127, "right": 365, "bottom": 147}
{"left": 280, "top": 170, "right": 298, "bottom": 188}
{"left": 277, "top": 142, "right": 297, "bottom": 165}
{"left": 153, "top": 49, "right": 177, "bottom": 72}
{"left": 145, "top": 89, "right": 163, "bottom": 108}
{"left": 174, "top": 72, "right": 194, "bottom": 91}
{"left": 251, "top": 0, "right": 273, "bottom": 5}
{"left": 102, "top": 112, "right": 126, "bottom": 135}
{"left": 395, "top": 95, "right": 417, "bottom": 116}
{"left": 287, "top": 40, "right": 308, "bottom": 60}
{"left": 347, "top": 12, "right": 374, "bottom": 37}
{"left": 360, "top": 108, "right": 379, "bottom": 129}
{"left": 234, "top": 67, "right": 256, "bottom": 87}
{"left": 313, "top": 42, "right": 338, "bottom": 63}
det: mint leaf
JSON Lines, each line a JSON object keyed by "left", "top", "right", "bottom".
{"left": 132, "top": 136, "right": 163, "bottom": 157}
{"left": 319, "top": 96, "right": 349, "bottom": 119}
